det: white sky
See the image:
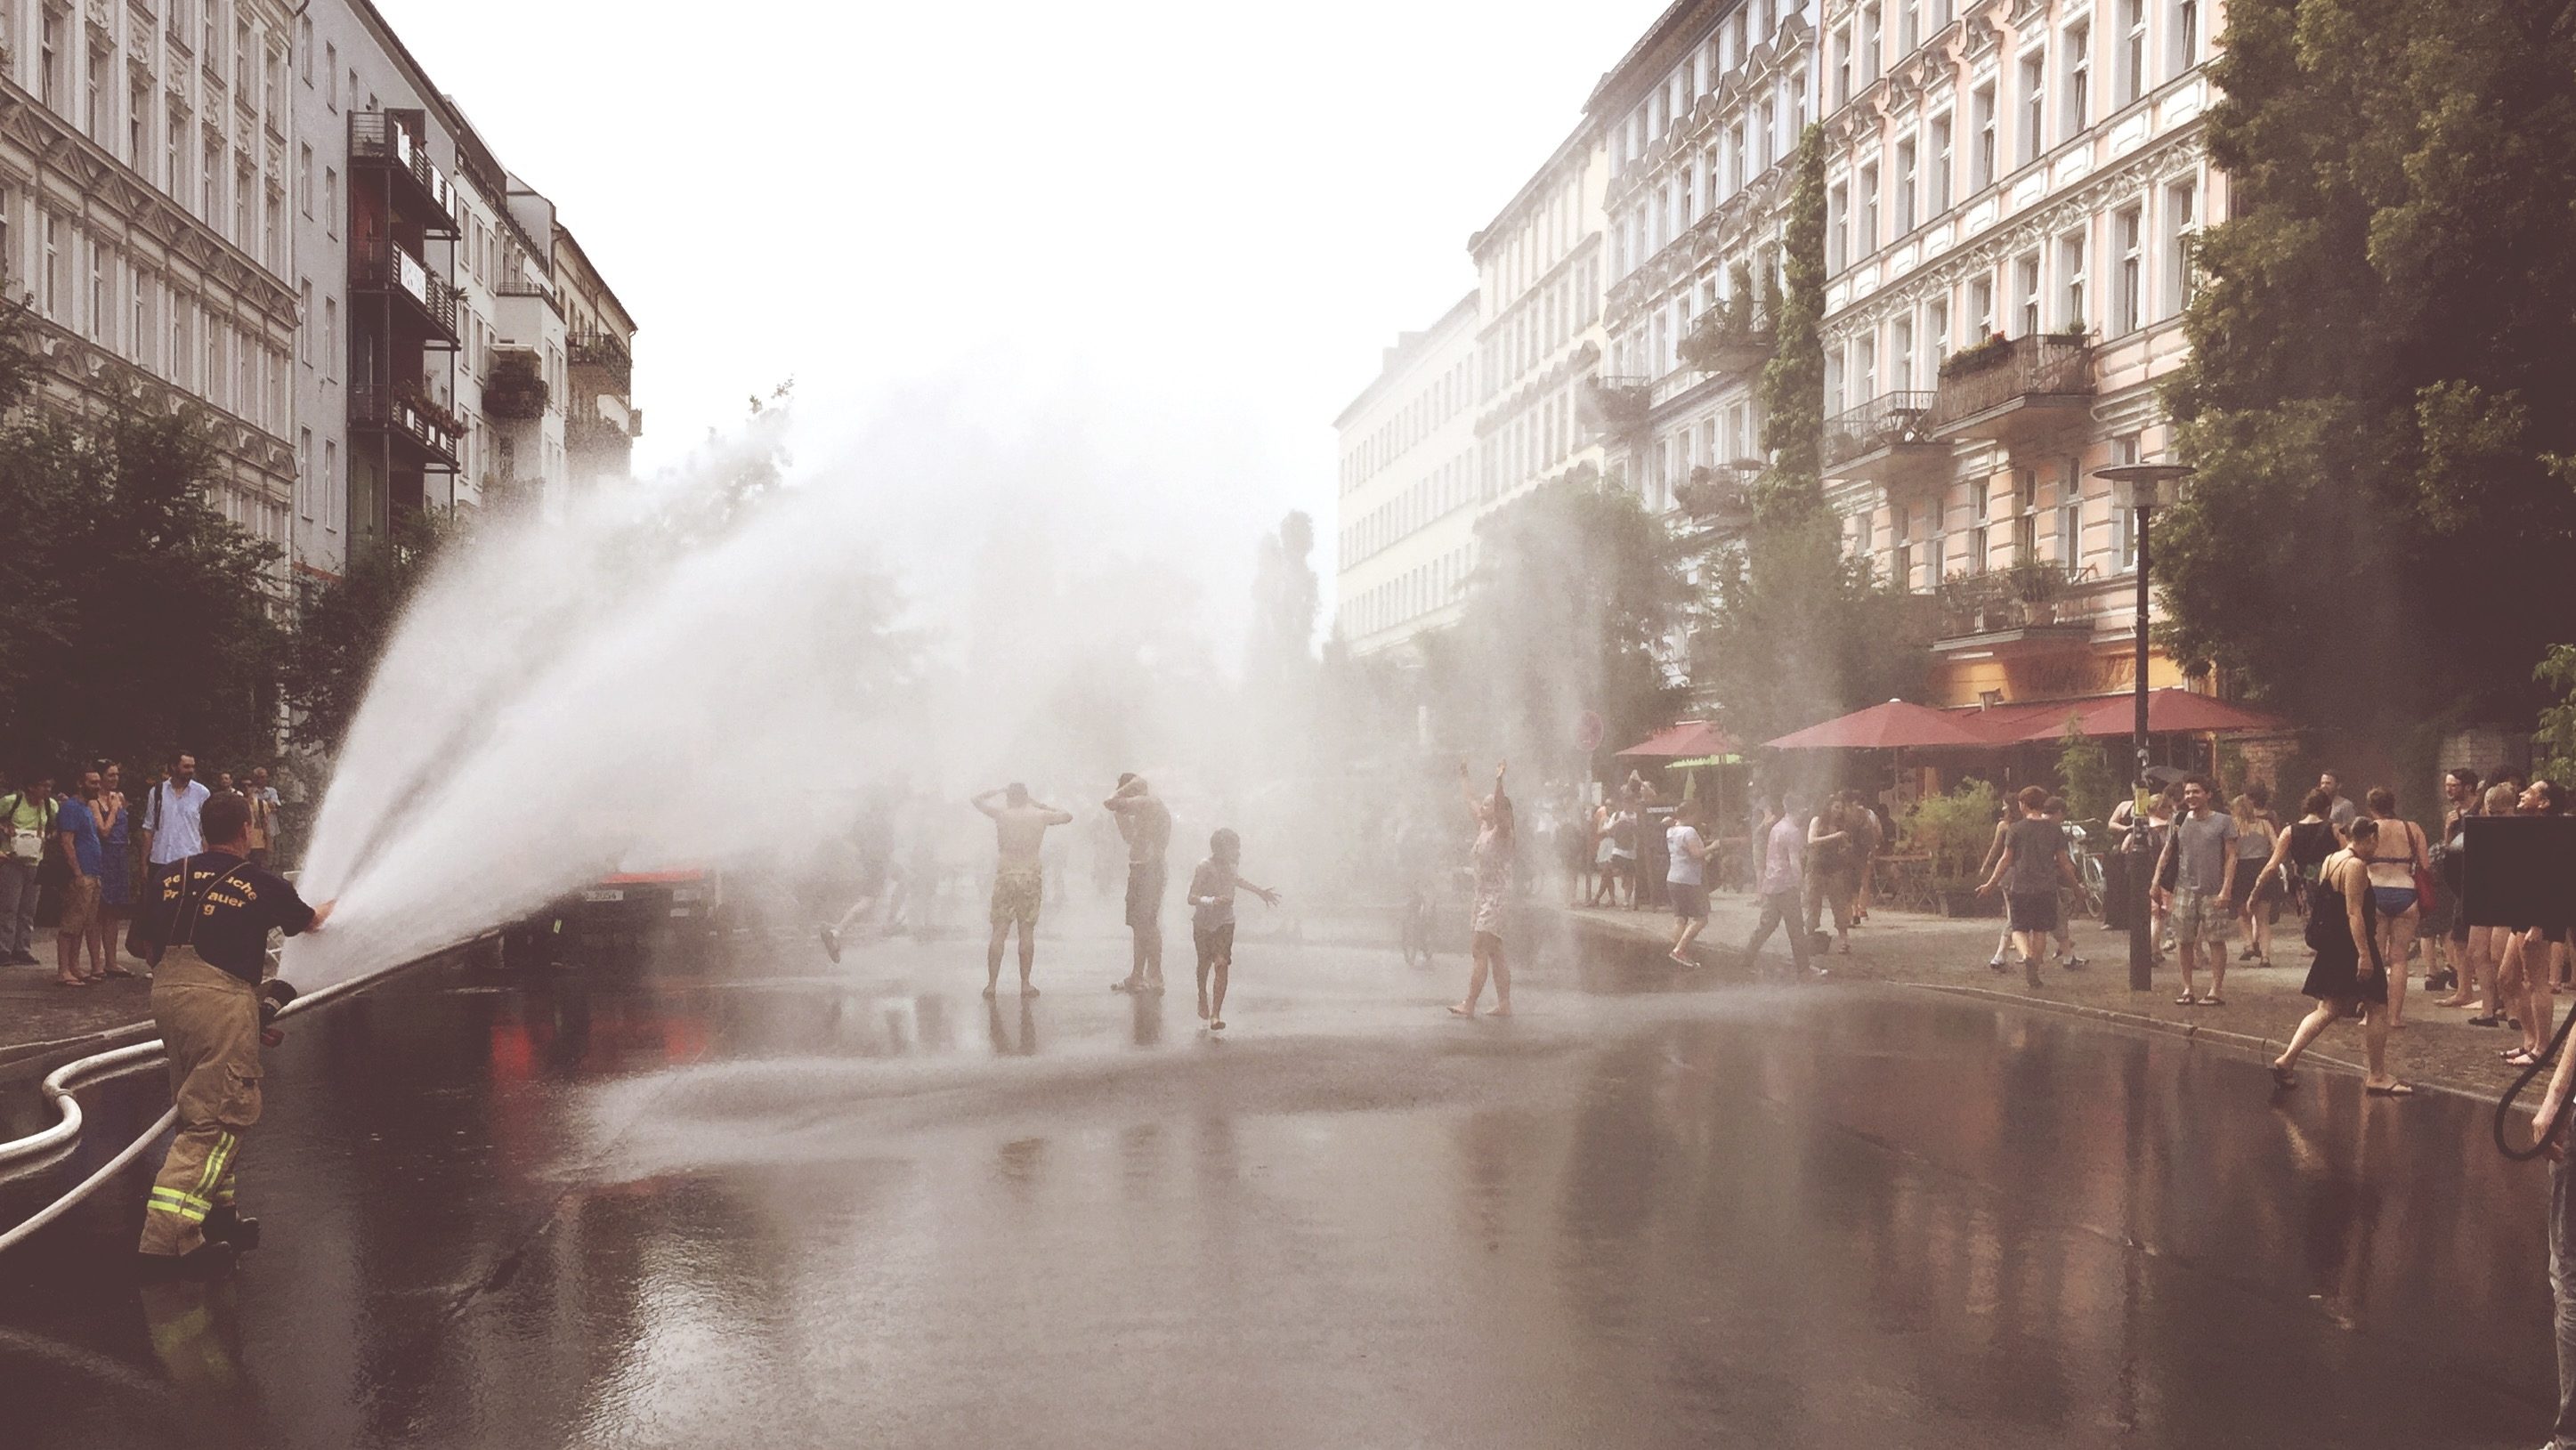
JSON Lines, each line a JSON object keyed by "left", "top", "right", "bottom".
{"left": 388, "top": 0, "right": 1669, "bottom": 622}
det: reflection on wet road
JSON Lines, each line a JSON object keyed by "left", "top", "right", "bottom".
{"left": 0, "top": 917, "right": 2552, "bottom": 1448}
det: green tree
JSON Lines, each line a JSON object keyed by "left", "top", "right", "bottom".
{"left": 283, "top": 508, "right": 454, "bottom": 752}
{"left": 2159, "top": 0, "right": 2576, "bottom": 735}
{"left": 1441, "top": 479, "right": 1690, "bottom": 771}
{"left": 0, "top": 325, "right": 287, "bottom": 770}
{"left": 2534, "top": 644, "right": 2576, "bottom": 786}
{"left": 2055, "top": 720, "right": 2118, "bottom": 824}
{"left": 1694, "top": 125, "right": 1933, "bottom": 747}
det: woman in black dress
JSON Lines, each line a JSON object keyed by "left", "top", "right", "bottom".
{"left": 2269, "top": 818, "right": 2413, "bottom": 1095}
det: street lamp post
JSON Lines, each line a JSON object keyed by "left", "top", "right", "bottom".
{"left": 2094, "top": 462, "right": 2195, "bottom": 992}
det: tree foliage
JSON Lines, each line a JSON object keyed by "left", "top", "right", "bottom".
{"left": 1436, "top": 480, "right": 1689, "bottom": 770}
{"left": 1696, "top": 123, "right": 1932, "bottom": 748}
{"left": 2159, "top": 0, "right": 2576, "bottom": 733}
{"left": 0, "top": 285, "right": 286, "bottom": 774}
{"left": 282, "top": 508, "right": 453, "bottom": 752}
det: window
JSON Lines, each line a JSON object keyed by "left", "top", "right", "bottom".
{"left": 38, "top": 8, "right": 60, "bottom": 109}
{"left": 1825, "top": 350, "right": 1845, "bottom": 416}
{"left": 1927, "top": 297, "right": 1951, "bottom": 370}
{"left": 2114, "top": 205, "right": 2143, "bottom": 333}
{"left": 1891, "top": 504, "right": 1913, "bottom": 589}
{"left": 1967, "top": 487, "right": 1989, "bottom": 572}
{"left": 2015, "top": 252, "right": 2042, "bottom": 336}
{"left": 323, "top": 167, "right": 337, "bottom": 236}
{"left": 2059, "top": 230, "right": 2087, "bottom": 331}
{"left": 299, "top": 17, "right": 313, "bottom": 82}
{"left": 2170, "top": 0, "right": 2199, "bottom": 77}
{"left": 88, "top": 238, "right": 108, "bottom": 340}
{"left": 129, "top": 81, "right": 149, "bottom": 168}
{"left": 1969, "top": 275, "right": 1995, "bottom": 337}
{"left": 1729, "top": 121, "right": 1747, "bottom": 191}
{"left": 1833, "top": 26, "right": 1851, "bottom": 106}
{"left": 323, "top": 440, "right": 338, "bottom": 530}
{"left": 1859, "top": 162, "right": 1879, "bottom": 254}
{"left": 1900, "top": 0, "right": 1920, "bottom": 54}
{"left": 2165, "top": 178, "right": 2199, "bottom": 314}
{"left": 1862, "top": 4, "right": 1883, "bottom": 84}
{"left": 236, "top": 20, "right": 252, "bottom": 95}
{"left": 1892, "top": 316, "right": 1915, "bottom": 392}
{"left": 1972, "top": 84, "right": 1997, "bottom": 189}
{"left": 2018, "top": 51, "right": 2046, "bottom": 166}
{"left": 130, "top": 266, "right": 148, "bottom": 360}
{"left": 2118, "top": 0, "right": 2147, "bottom": 107}
{"left": 325, "top": 44, "right": 337, "bottom": 108}
{"left": 1827, "top": 182, "right": 1848, "bottom": 271}
{"left": 265, "top": 186, "right": 282, "bottom": 270}
{"left": 40, "top": 210, "right": 59, "bottom": 320}
{"left": 297, "top": 279, "right": 312, "bottom": 364}
{"left": 323, "top": 296, "right": 336, "bottom": 380}
{"left": 2057, "top": 457, "right": 2084, "bottom": 564}
{"left": 169, "top": 301, "right": 185, "bottom": 387}
{"left": 235, "top": 158, "right": 252, "bottom": 248}
{"left": 1856, "top": 333, "right": 1878, "bottom": 398}
{"left": 201, "top": 138, "right": 219, "bottom": 221}
{"left": 1896, "top": 140, "right": 1917, "bottom": 234}
{"left": 297, "top": 428, "right": 312, "bottom": 518}
{"left": 2063, "top": 25, "right": 2092, "bottom": 137}
{"left": 1929, "top": 112, "right": 1954, "bottom": 211}
{"left": 2013, "top": 468, "right": 2039, "bottom": 562}
{"left": 298, "top": 144, "right": 312, "bottom": 216}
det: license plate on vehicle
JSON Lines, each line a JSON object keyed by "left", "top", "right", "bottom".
{"left": 582, "top": 888, "right": 625, "bottom": 903}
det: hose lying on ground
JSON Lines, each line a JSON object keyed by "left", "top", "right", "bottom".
{"left": 0, "top": 936, "right": 487, "bottom": 1257}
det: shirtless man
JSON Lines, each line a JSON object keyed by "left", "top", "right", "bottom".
{"left": 1104, "top": 774, "right": 1174, "bottom": 994}
{"left": 974, "top": 783, "right": 1074, "bottom": 997}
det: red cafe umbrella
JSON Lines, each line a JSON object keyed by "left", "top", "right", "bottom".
{"left": 1762, "top": 699, "right": 2010, "bottom": 750}
{"left": 2003, "top": 689, "right": 2291, "bottom": 742}
{"left": 1615, "top": 720, "right": 1740, "bottom": 759}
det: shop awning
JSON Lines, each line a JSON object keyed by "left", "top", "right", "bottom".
{"left": 1762, "top": 699, "right": 2013, "bottom": 750}
{"left": 1615, "top": 720, "right": 1740, "bottom": 759}
{"left": 1994, "top": 689, "right": 2293, "bottom": 742}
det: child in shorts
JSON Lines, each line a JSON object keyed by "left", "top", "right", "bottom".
{"left": 1188, "top": 828, "right": 1280, "bottom": 1031}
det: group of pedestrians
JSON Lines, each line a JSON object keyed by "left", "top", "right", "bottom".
{"left": 0, "top": 751, "right": 283, "bottom": 989}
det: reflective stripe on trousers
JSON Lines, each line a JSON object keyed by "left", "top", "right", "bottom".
{"left": 138, "top": 948, "right": 262, "bottom": 1258}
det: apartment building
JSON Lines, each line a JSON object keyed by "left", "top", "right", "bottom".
{"left": 552, "top": 222, "right": 637, "bottom": 490}
{"left": 1814, "top": 0, "right": 2219, "bottom": 707}
{"left": 1333, "top": 293, "right": 1478, "bottom": 657}
{"left": 0, "top": 0, "right": 300, "bottom": 565}
{"left": 1470, "top": 122, "right": 1606, "bottom": 513}
{"left": 1590, "top": 0, "right": 1817, "bottom": 527}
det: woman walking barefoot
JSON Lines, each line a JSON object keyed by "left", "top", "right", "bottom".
{"left": 2270, "top": 818, "right": 2412, "bottom": 1097}
{"left": 2360, "top": 787, "right": 2430, "bottom": 1028}
{"left": 2232, "top": 786, "right": 2282, "bottom": 967}
{"left": 1450, "top": 762, "right": 1516, "bottom": 1018}
{"left": 2463, "top": 782, "right": 2523, "bottom": 1028}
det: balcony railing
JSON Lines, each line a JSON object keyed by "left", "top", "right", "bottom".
{"left": 567, "top": 328, "right": 633, "bottom": 391}
{"left": 1824, "top": 391, "right": 1939, "bottom": 466}
{"left": 482, "top": 349, "right": 548, "bottom": 420}
{"left": 348, "top": 112, "right": 458, "bottom": 234}
{"left": 1672, "top": 464, "right": 1758, "bottom": 526}
{"left": 1931, "top": 334, "right": 2095, "bottom": 435}
{"left": 1581, "top": 375, "right": 1654, "bottom": 438}
{"left": 350, "top": 239, "right": 458, "bottom": 341}
{"left": 1934, "top": 562, "right": 2099, "bottom": 641}
{"left": 351, "top": 382, "right": 461, "bottom": 465}
{"left": 1678, "top": 302, "right": 1777, "bottom": 379}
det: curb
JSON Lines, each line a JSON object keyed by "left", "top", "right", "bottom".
{"left": 0, "top": 1022, "right": 154, "bottom": 1081}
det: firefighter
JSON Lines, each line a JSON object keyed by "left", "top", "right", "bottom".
{"left": 133, "top": 790, "right": 333, "bottom": 1275}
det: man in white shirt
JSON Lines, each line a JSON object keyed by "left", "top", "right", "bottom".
{"left": 139, "top": 752, "right": 211, "bottom": 894}
{"left": 1741, "top": 791, "right": 1820, "bottom": 979}
{"left": 1665, "top": 801, "right": 1715, "bottom": 965}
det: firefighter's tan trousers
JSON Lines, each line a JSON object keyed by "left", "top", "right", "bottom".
{"left": 138, "top": 949, "right": 263, "bottom": 1257}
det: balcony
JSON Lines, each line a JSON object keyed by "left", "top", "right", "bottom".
{"left": 351, "top": 383, "right": 461, "bottom": 468}
{"left": 1677, "top": 277, "right": 1778, "bottom": 380}
{"left": 1932, "top": 562, "right": 2099, "bottom": 654}
{"left": 482, "top": 348, "right": 548, "bottom": 421}
{"left": 1579, "top": 375, "right": 1654, "bottom": 440}
{"left": 565, "top": 410, "right": 634, "bottom": 458}
{"left": 1672, "top": 464, "right": 1758, "bottom": 532}
{"left": 1824, "top": 391, "right": 1948, "bottom": 489}
{"left": 1931, "top": 334, "right": 2095, "bottom": 447}
{"left": 351, "top": 239, "right": 459, "bottom": 346}
{"left": 567, "top": 328, "right": 633, "bottom": 393}
{"left": 349, "top": 112, "right": 459, "bottom": 238}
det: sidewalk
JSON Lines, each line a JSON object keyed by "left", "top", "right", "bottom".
{"left": 0, "top": 965, "right": 157, "bottom": 1078}
{"left": 1564, "top": 893, "right": 2540, "bottom": 1101}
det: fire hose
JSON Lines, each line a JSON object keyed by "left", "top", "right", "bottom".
{"left": 0, "top": 937, "right": 483, "bottom": 1258}
{"left": 2495, "top": 1002, "right": 2576, "bottom": 1163}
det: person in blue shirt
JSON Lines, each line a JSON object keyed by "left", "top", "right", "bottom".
{"left": 54, "top": 768, "right": 107, "bottom": 985}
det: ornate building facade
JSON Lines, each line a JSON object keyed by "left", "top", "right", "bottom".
{"left": 1470, "top": 121, "right": 1604, "bottom": 514}
{"left": 1333, "top": 292, "right": 1478, "bottom": 658}
{"left": 1814, "top": 0, "right": 2221, "bottom": 706}
{"left": 0, "top": 0, "right": 300, "bottom": 569}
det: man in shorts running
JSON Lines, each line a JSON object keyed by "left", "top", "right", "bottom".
{"left": 1104, "top": 774, "right": 1174, "bottom": 994}
{"left": 973, "top": 783, "right": 1073, "bottom": 998}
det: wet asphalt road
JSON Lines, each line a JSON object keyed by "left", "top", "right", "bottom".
{"left": 0, "top": 909, "right": 2556, "bottom": 1449}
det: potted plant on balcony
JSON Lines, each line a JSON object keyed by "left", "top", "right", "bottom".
{"left": 484, "top": 352, "right": 547, "bottom": 421}
{"left": 1678, "top": 261, "right": 1779, "bottom": 377}
{"left": 1941, "top": 332, "right": 2013, "bottom": 377}
{"left": 2004, "top": 558, "right": 2070, "bottom": 625}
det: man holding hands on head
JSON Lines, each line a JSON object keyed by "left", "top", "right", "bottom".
{"left": 973, "top": 783, "right": 1073, "bottom": 998}
{"left": 1105, "top": 773, "right": 1174, "bottom": 995}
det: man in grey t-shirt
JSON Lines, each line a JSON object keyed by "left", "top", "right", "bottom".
{"left": 2154, "top": 776, "right": 2240, "bottom": 1005}
{"left": 2320, "top": 773, "right": 2361, "bottom": 837}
